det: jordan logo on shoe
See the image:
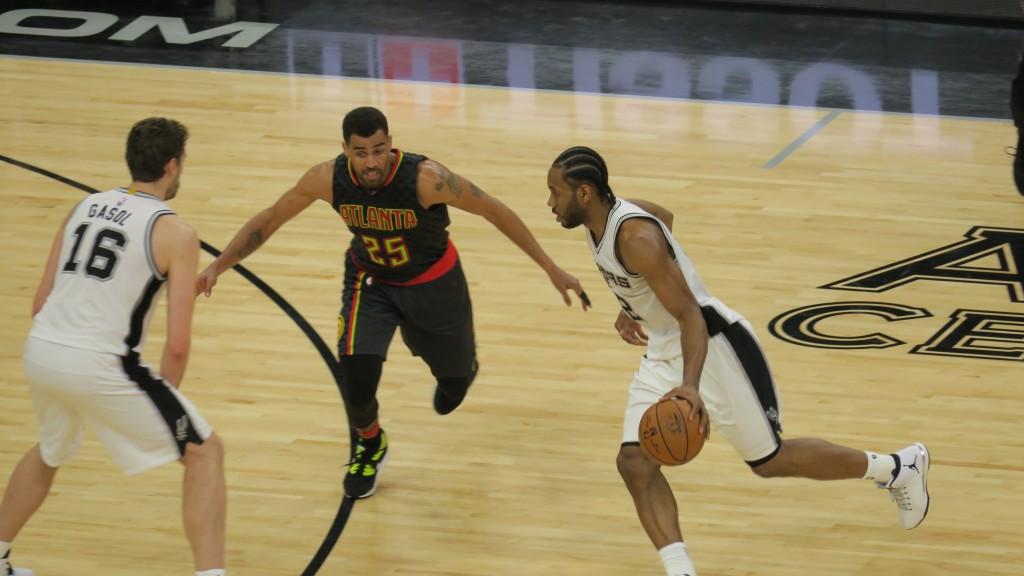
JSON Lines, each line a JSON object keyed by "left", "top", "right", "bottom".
{"left": 903, "top": 455, "right": 920, "bottom": 474}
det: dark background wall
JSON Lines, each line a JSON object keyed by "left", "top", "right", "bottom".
{"left": 692, "top": 0, "right": 1024, "bottom": 22}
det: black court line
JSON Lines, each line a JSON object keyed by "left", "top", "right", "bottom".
{"left": 0, "top": 153, "right": 354, "bottom": 576}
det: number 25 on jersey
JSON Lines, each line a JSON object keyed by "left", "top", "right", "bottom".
{"left": 360, "top": 234, "right": 410, "bottom": 267}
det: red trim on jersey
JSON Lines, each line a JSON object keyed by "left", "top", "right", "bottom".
{"left": 349, "top": 239, "right": 458, "bottom": 287}
{"left": 381, "top": 149, "right": 404, "bottom": 187}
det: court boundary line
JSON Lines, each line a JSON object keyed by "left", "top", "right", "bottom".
{"left": 0, "top": 53, "right": 1012, "bottom": 124}
{"left": 0, "top": 153, "right": 353, "bottom": 576}
{"left": 763, "top": 110, "right": 842, "bottom": 169}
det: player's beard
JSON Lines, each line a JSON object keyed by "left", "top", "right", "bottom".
{"left": 559, "top": 200, "right": 586, "bottom": 229}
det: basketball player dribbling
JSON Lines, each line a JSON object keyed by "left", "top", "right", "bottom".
{"left": 196, "top": 107, "right": 589, "bottom": 500}
{"left": 545, "top": 146, "right": 930, "bottom": 576}
{"left": 0, "top": 118, "right": 227, "bottom": 576}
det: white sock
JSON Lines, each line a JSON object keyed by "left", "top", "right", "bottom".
{"left": 195, "top": 570, "right": 225, "bottom": 576}
{"left": 0, "top": 540, "right": 11, "bottom": 559}
{"left": 863, "top": 451, "right": 896, "bottom": 483}
{"left": 658, "top": 542, "right": 697, "bottom": 576}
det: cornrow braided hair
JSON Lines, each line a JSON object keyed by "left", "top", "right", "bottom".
{"left": 552, "top": 146, "right": 616, "bottom": 204}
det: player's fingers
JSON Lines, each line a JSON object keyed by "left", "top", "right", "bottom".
{"left": 579, "top": 290, "right": 591, "bottom": 310}
{"left": 663, "top": 387, "right": 687, "bottom": 402}
{"left": 686, "top": 397, "right": 699, "bottom": 420}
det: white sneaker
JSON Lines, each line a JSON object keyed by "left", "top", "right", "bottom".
{"left": 2, "top": 554, "right": 35, "bottom": 576}
{"left": 878, "top": 442, "right": 930, "bottom": 529}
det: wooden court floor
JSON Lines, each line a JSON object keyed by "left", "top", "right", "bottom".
{"left": 1, "top": 56, "right": 1022, "bottom": 575}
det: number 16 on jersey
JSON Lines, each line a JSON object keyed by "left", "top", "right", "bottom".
{"left": 62, "top": 223, "right": 128, "bottom": 281}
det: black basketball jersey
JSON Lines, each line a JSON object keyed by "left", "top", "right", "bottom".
{"left": 332, "top": 150, "right": 451, "bottom": 282}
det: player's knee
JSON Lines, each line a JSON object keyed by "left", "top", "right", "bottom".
{"left": 616, "top": 445, "right": 657, "bottom": 484}
{"left": 339, "top": 354, "right": 384, "bottom": 426}
{"left": 339, "top": 355, "right": 383, "bottom": 401}
{"left": 436, "top": 358, "right": 478, "bottom": 389}
{"left": 751, "top": 461, "right": 781, "bottom": 478}
{"left": 183, "top": 432, "right": 225, "bottom": 466}
{"left": 31, "top": 443, "right": 62, "bottom": 471}
{"left": 750, "top": 445, "right": 786, "bottom": 478}
{"left": 437, "top": 375, "right": 471, "bottom": 395}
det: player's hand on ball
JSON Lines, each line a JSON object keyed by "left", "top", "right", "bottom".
{"left": 615, "top": 310, "right": 648, "bottom": 345}
{"left": 662, "top": 385, "right": 709, "bottom": 439}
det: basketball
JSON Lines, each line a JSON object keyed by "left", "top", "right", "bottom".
{"left": 639, "top": 398, "right": 705, "bottom": 466}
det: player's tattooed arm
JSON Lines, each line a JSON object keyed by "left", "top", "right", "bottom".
{"left": 416, "top": 159, "right": 590, "bottom": 310}
{"left": 197, "top": 160, "right": 331, "bottom": 297}
{"left": 237, "top": 229, "right": 263, "bottom": 260}
{"left": 420, "top": 160, "right": 483, "bottom": 205}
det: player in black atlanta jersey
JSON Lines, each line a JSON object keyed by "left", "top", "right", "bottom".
{"left": 197, "top": 107, "right": 590, "bottom": 499}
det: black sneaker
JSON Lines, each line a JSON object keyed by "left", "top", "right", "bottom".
{"left": 344, "top": 429, "right": 388, "bottom": 499}
{"left": 433, "top": 360, "right": 478, "bottom": 415}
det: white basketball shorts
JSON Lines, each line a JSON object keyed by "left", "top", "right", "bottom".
{"left": 23, "top": 337, "right": 212, "bottom": 475}
{"left": 622, "top": 319, "right": 783, "bottom": 466}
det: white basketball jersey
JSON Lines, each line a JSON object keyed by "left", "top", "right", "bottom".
{"left": 587, "top": 200, "right": 743, "bottom": 360}
{"left": 30, "top": 188, "right": 174, "bottom": 357}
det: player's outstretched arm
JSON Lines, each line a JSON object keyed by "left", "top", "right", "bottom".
{"left": 416, "top": 160, "right": 591, "bottom": 310}
{"left": 154, "top": 215, "right": 199, "bottom": 388}
{"left": 196, "top": 161, "right": 333, "bottom": 297}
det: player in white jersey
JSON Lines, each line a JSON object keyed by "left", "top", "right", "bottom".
{"left": 546, "top": 147, "right": 930, "bottom": 576}
{"left": 0, "top": 118, "right": 227, "bottom": 576}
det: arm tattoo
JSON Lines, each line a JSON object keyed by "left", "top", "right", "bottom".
{"left": 469, "top": 182, "right": 485, "bottom": 198}
{"left": 237, "top": 229, "right": 263, "bottom": 260}
{"left": 442, "top": 167, "right": 464, "bottom": 198}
